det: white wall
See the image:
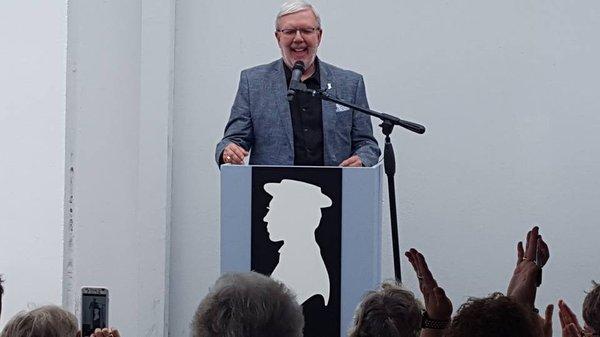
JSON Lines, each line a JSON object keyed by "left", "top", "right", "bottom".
{"left": 170, "top": 1, "right": 600, "bottom": 335}
{"left": 0, "top": 0, "right": 66, "bottom": 329}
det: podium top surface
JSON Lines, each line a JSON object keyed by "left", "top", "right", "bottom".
{"left": 221, "top": 161, "right": 382, "bottom": 171}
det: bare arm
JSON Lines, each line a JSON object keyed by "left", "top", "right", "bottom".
{"left": 405, "top": 249, "right": 453, "bottom": 337}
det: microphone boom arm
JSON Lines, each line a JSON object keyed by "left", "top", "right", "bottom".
{"left": 295, "top": 85, "right": 426, "bottom": 283}
{"left": 298, "top": 87, "right": 425, "bottom": 135}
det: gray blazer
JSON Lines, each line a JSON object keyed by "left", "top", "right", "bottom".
{"left": 215, "top": 59, "right": 381, "bottom": 166}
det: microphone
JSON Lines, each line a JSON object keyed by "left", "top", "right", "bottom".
{"left": 287, "top": 61, "right": 305, "bottom": 101}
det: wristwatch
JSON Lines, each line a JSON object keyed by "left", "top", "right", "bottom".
{"left": 421, "top": 311, "right": 450, "bottom": 329}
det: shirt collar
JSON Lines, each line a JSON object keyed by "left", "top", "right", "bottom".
{"left": 283, "top": 57, "right": 321, "bottom": 85}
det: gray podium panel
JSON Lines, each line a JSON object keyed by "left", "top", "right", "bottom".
{"left": 220, "top": 164, "right": 382, "bottom": 337}
{"left": 340, "top": 165, "right": 382, "bottom": 333}
{"left": 220, "top": 164, "right": 252, "bottom": 271}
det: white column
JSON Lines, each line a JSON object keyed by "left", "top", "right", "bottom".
{"left": 63, "top": 1, "right": 174, "bottom": 336}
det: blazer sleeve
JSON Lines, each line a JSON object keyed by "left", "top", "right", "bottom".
{"left": 351, "top": 75, "right": 381, "bottom": 167}
{"left": 214, "top": 71, "right": 255, "bottom": 165}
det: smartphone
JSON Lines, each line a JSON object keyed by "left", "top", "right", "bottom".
{"left": 81, "top": 287, "right": 109, "bottom": 336}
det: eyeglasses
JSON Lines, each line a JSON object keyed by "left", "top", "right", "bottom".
{"left": 276, "top": 27, "right": 321, "bottom": 38}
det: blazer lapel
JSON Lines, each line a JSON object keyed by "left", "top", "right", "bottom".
{"left": 319, "top": 61, "right": 338, "bottom": 165}
{"left": 270, "top": 60, "right": 294, "bottom": 149}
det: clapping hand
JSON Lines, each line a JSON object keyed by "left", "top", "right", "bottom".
{"left": 559, "top": 300, "right": 592, "bottom": 337}
{"left": 507, "top": 226, "right": 553, "bottom": 337}
{"left": 507, "top": 226, "right": 549, "bottom": 308}
{"left": 405, "top": 248, "right": 453, "bottom": 321}
{"left": 90, "top": 328, "right": 121, "bottom": 337}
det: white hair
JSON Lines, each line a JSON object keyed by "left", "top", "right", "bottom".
{"left": 0, "top": 305, "right": 79, "bottom": 337}
{"left": 275, "top": 1, "right": 321, "bottom": 30}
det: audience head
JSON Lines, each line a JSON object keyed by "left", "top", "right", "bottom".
{"left": 348, "top": 281, "right": 423, "bottom": 337}
{"left": 583, "top": 281, "right": 600, "bottom": 335}
{"left": 0, "top": 305, "right": 79, "bottom": 337}
{"left": 191, "top": 271, "right": 304, "bottom": 337}
{"left": 446, "top": 293, "right": 541, "bottom": 337}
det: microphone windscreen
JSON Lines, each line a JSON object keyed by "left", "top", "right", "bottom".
{"left": 293, "top": 61, "right": 305, "bottom": 71}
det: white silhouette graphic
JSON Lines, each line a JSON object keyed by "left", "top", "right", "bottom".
{"left": 263, "top": 179, "right": 332, "bottom": 305}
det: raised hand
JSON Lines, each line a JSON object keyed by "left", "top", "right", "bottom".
{"left": 559, "top": 300, "right": 591, "bottom": 337}
{"left": 507, "top": 226, "right": 547, "bottom": 308}
{"left": 508, "top": 226, "right": 554, "bottom": 337}
{"left": 405, "top": 248, "right": 453, "bottom": 321}
{"left": 541, "top": 304, "right": 554, "bottom": 337}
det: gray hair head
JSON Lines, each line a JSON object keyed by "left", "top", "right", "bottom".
{"left": 348, "top": 281, "right": 424, "bottom": 337}
{"left": 275, "top": 1, "right": 321, "bottom": 30}
{"left": 191, "top": 271, "right": 304, "bottom": 337}
{"left": 583, "top": 281, "right": 600, "bottom": 334}
{"left": 0, "top": 305, "right": 79, "bottom": 337}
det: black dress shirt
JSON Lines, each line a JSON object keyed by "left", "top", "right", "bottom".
{"left": 284, "top": 59, "right": 325, "bottom": 166}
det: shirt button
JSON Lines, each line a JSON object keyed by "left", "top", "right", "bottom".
{"left": 303, "top": 128, "right": 308, "bottom": 132}
{"left": 301, "top": 107, "right": 307, "bottom": 112}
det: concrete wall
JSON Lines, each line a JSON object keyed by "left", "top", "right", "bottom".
{"left": 171, "top": 1, "right": 600, "bottom": 335}
{"left": 0, "top": 0, "right": 66, "bottom": 329}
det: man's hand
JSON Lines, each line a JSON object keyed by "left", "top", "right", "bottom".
{"left": 507, "top": 226, "right": 547, "bottom": 309}
{"left": 222, "top": 143, "right": 248, "bottom": 165}
{"left": 339, "top": 155, "right": 362, "bottom": 167}
{"left": 405, "top": 248, "right": 453, "bottom": 321}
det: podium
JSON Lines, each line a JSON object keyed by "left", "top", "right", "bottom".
{"left": 220, "top": 164, "right": 382, "bottom": 337}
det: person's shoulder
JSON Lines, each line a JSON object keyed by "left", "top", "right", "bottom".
{"left": 240, "top": 59, "right": 282, "bottom": 78}
{"left": 320, "top": 60, "right": 363, "bottom": 81}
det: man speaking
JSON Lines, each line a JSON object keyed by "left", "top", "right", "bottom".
{"left": 215, "top": 1, "right": 380, "bottom": 167}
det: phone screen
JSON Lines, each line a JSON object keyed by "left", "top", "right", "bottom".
{"left": 81, "top": 289, "right": 108, "bottom": 336}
